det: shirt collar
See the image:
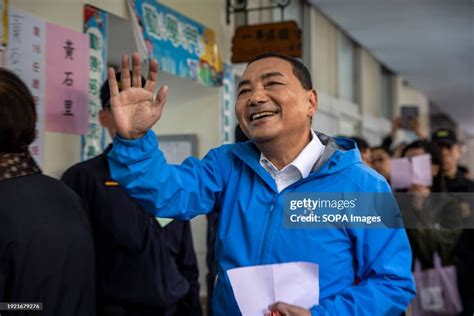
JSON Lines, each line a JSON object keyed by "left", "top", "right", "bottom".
{"left": 259, "top": 129, "right": 325, "bottom": 179}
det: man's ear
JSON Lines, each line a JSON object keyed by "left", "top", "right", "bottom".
{"left": 307, "top": 89, "right": 318, "bottom": 117}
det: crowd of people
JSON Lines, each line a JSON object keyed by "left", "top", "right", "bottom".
{"left": 1, "top": 49, "right": 473, "bottom": 316}
{"left": 345, "top": 118, "right": 474, "bottom": 316}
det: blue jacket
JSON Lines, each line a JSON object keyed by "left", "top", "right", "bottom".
{"left": 108, "top": 130, "right": 416, "bottom": 315}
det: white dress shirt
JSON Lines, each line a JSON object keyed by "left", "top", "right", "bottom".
{"left": 259, "top": 129, "right": 326, "bottom": 192}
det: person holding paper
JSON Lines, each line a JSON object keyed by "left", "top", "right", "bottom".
{"left": 62, "top": 73, "right": 202, "bottom": 316}
{"left": 106, "top": 52, "right": 415, "bottom": 315}
{"left": 400, "top": 140, "right": 462, "bottom": 267}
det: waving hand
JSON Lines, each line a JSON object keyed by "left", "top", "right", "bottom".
{"left": 107, "top": 52, "right": 168, "bottom": 139}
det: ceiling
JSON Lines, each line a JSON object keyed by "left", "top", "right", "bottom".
{"left": 309, "top": 0, "right": 474, "bottom": 135}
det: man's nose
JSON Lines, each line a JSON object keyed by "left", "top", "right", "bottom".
{"left": 249, "top": 86, "right": 268, "bottom": 106}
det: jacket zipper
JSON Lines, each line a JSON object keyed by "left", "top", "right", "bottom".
{"left": 256, "top": 172, "right": 326, "bottom": 264}
{"left": 258, "top": 193, "right": 278, "bottom": 263}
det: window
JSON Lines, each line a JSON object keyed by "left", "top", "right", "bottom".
{"left": 338, "top": 32, "right": 356, "bottom": 103}
{"left": 380, "top": 66, "right": 393, "bottom": 119}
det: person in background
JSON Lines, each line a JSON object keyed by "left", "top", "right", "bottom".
{"left": 349, "top": 136, "right": 372, "bottom": 166}
{"left": 205, "top": 124, "right": 248, "bottom": 316}
{"left": 431, "top": 129, "right": 474, "bottom": 193}
{"left": 381, "top": 117, "right": 426, "bottom": 157}
{"left": 0, "top": 68, "right": 95, "bottom": 316}
{"left": 62, "top": 72, "right": 201, "bottom": 316}
{"left": 431, "top": 128, "right": 474, "bottom": 316}
{"left": 371, "top": 146, "right": 391, "bottom": 182}
{"left": 400, "top": 140, "right": 462, "bottom": 268}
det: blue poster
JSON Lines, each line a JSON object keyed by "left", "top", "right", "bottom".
{"left": 81, "top": 5, "right": 108, "bottom": 161}
{"left": 130, "top": 0, "right": 223, "bottom": 87}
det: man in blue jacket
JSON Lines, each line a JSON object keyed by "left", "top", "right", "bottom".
{"left": 106, "top": 52, "right": 416, "bottom": 315}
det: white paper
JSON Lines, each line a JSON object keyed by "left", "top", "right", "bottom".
{"left": 227, "top": 262, "right": 319, "bottom": 316}
{"left": 391, "top": 154, "right": 433, "bottom": 189}
{"left": 160, "top": 140, "right": 192, "bottom": 164}
{"left": 7, "top": 8, "right": 46, "bottom": 167}
{"left": 390, "top": 158, "right": 412, "bottom": 189}
{"left": 411, "top": 154, "right": 433, "bottom": 187}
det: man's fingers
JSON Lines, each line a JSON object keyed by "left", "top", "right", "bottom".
{"left": 269, "top": 302, "right": 291, "bottom": 314}
{"left": 144, "top": 59, "right": 158, "bottom": 92}
{"left": 131, "top": 52, "right": 142, "bottom": 88}
{"left": 120, "top": 54, "right": 131, "bottom": 89}
{"left": 153, "top": 85, "right": 168, "bottom": 119}
{"left": 268, "top": 302, "right": 309, "bottom": 316}
{"left": 107, "top": 67, "right": 120, "bottom": 99}
{"left": 155, "top": 85, "right": 168, "bottom": 105}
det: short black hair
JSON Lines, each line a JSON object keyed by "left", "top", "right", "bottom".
{"left": 0, "top": 68, "right": 36, "bottom": 153}
{"left": 349, "top": 136, "right": 370, "bottom": 152}
{"left": 247, "top": 52, "right": 313, "bottom": 90}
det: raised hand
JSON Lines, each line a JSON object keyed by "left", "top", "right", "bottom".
{"left": 107, "top": 52, "right": 168, "bottom": 139}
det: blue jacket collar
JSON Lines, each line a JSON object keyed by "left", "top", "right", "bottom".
{"left": 229, "top": 131, "right": 363, "bottom": 192}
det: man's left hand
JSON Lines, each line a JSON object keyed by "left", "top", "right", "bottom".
{"left": 264, "top": 302, "right": 311, "bottom": 316}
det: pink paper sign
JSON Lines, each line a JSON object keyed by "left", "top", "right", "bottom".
{"left": 45, "top": 22, "right": 89, "bottom": 134}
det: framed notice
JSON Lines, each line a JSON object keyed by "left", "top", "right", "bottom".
{"left": 158, "top": 134, "right": 198, "bottom": 164}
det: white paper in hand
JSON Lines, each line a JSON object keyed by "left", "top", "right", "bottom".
{"left": 390, "top": 158, "right": 412, "bottom": 189}
{"left": 411, "top": 154, "right": 432, "bottom": 187}
{"left": 227, "top": 262, "right": 319, "bottom": 316}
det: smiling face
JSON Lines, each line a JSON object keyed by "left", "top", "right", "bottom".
{"left": 235, "top": 57, "right": 317, "bottom": 147}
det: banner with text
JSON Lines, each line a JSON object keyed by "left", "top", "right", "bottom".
{"left": 7, "top": 7, "right": 45, "bottom": 166}
{"left": 129, "top": 0, "right": 223, "bottom": 87}
{"left": 81, "top": 5, "right": 108, "bottom": 161}
{"left": 45, "top": 22, "right": 89, "bottom": 134}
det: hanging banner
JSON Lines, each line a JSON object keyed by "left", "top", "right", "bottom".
{"left": 81, "top": 5, "right": 108, "bottom": 161}
{"left": 7, "top": 7, "right": 46, "bottom": 167}
{"left": 220, "top": 64, "right": 236, "bottom": 144}
{"left": 0, "top": 0, "right": 8, "bottom": 46}
{"left": 128, "top": 0, "right": 223, "bottom": 87}
{"left": 45, "top": 22, "right": 89, "bottom": 134}
{"left": 232, "top": 21, "right": 302, "bottom": 63}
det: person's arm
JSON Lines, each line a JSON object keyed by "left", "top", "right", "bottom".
{"left": 175, "top": 222, "right": 202, "bottom": 316}
{"left": 309, "top": 176, "right": 415, "bottom": 315}
{"left": 308, "top": 227, "right": 415, "bottom": 315}
{"left": 108, "top": 130, "right": 226, "bottom": 219}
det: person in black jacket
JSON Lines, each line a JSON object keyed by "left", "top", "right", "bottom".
{"left": 431, "top": 128, "right": 474, "bottom": 316}
{"left": 61, "top": 72, "right": 202, "bottom": 316}
{"left": 0, "top": 68, "right": 95, "bottom": 315}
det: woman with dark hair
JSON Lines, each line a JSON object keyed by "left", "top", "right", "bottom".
{"left": 0, "top": 68, "right": 95, "bottom": 315}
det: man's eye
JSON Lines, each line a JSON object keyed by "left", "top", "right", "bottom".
{"left": 266, "top": 81, "right": 283, "bottom": 87}
{"left": 238, "top": 89, "right": 251, "bottom": 96}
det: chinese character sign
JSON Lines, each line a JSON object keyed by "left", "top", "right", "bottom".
{"left": 45, "top": 22, "right": 89, "bottom": 134}
{"left": 7, "top": 7, "right": 46, "bottom": 167}
{"left": 81, "top": 5, "right": 108, "bottom": 161}
{"left": 220, "top": 64, "right": 236, "bottom": 144}
{"left": 129, "top": 0, "right": 223, "bottom": 87}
